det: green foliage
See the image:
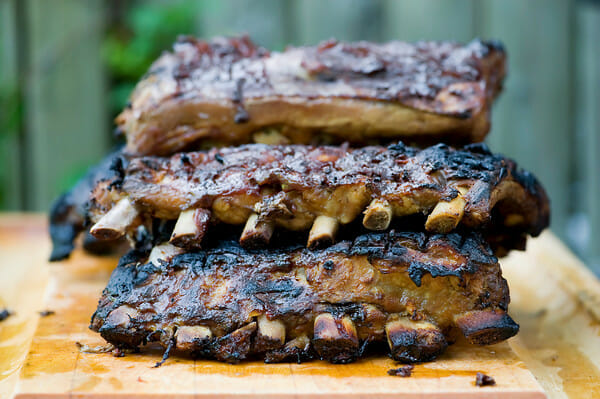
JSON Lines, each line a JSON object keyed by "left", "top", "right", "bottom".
{"left": 0, "top": 82, "right": 22, "bottom": 209}
{"left": 103, "top": 0, "right": 200, "bottom": 115}
{"left": 0, "top": 83, "right": 20, "bottom": 138}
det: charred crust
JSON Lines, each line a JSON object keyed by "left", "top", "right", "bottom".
{"left": 312, "top": 314, "right": 359, "bottom": 364}
{"left": 90, "top": 230, "right": 513, "bottom": 364}
{"left": 108, "top": 156, "right": 126, "bottom": 190}
{"left": 212, "top": 322, "right": 257, "bottom": 364}
{"left": 386, "top": 322, "right": 448, "bottom": 363}
{"left": 214, "top": 153, "right": 225, "bottom": 164}
{"left": 49, "top": 147, "right": 125, "bottom": 261}
{"left": 313, "top": 339, "right": 359, "bottom": 364}
{"left": 322, "top": 260, "right": 335, "bottom": 271}
{"left": 90, "top": 142, "right": 548, "bottom": 254}
{"left": 307, "top": 236, "right": 334, "bottom": 250}
{"left": 455, "top": 310, "right": 519, "bottom": 345}
{"left": 463, "top": 143, "right": 492, "bottom": 156}
{"left": 48, "top": 194, "right": 80, "bottom": 261}
{"left": 238, "top": 234, "right": 268, "bottom": 249}
{"left": 254, "top": 335, "right": 283, "bottom": 354}
{"left": 264, "top": 336, "right": 314, "bottom": 364}
{"left": 482, "top": 39, "right": 505, "bottom": 54}
{"left": 98, "top": 324, "right": 146, "bottom": 349}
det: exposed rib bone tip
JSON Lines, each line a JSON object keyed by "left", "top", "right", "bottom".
{"left": 307, "top": 216, "right": 339, "bottom": 249}
{"left": 313, "top": 313, "right": 359, "bottom": 363}
{"left": 454, "top": 309, "right": 519, "bottom": 345}
{"left": 106, "top": 306, "right": 138, "bottom": 328}
{"left": 425, "top": 186, "right": 468, "bottom": 233}
{"left": 90, "top": 197, "right": 139, "bottom": 240}
{"left": 264, "top": 335, "right": 311, "bottom": 364}
{"left": 385, "top": 317, "right": 448, "bottom": 363}
{"left": 215, "top": 322, "right": 257, "bottom": 363}
{"left": 256, "top": 315, "right": 286, "bottom": 352}
{"left": 240, "top": 213, "right": 274, "bottom": 248}
{"left": 363, "top": 199, "right": 393, "bottom": 230}
{"left": 170, "top": 208, "right": 211, "bottom": 249}
{"left": 148, "top": 243, "right": 185, "bottom": 266}
{"left": 258, "top": 315, "right": 286, "bottom": 344}
{"left": 175, "top": 325, "right": 213, "bottom": 351}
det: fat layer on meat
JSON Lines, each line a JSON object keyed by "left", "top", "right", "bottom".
{"left": 117, "top": 36, "right": 506, "bottom": 155}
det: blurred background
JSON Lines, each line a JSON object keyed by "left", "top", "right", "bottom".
{"left": 0, "top": 0, "right": 598, "bottom": 273}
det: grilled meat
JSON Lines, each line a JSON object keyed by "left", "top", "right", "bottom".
{"left": 90, "top": 229, "right": 518, "bottom": 364}
{"left": 117, "top": 36, "right": 506, "bottom": 156}
{"left": 86, "top": 142, "right": 549, "bottom": 254}
{"left": 49, "top": 148, "right": 127, "bottom": 261}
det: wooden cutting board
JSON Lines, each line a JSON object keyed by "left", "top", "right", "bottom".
{"left": 1, "top": 214, "right": 599, "bottom": 398}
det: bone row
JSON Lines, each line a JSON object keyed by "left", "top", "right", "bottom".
{"left": 106, "top": 306, "right": 518, "bottom": 364}
{"left": 90, "top": 186, "right": 484, "bottom": 248}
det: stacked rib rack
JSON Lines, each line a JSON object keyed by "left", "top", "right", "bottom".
{"left": 50, "top": 36, "right": 550, "bottom": 365}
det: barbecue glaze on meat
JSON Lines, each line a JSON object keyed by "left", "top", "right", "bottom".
{"left": 90, "top": 230, "right": 518, "bottom": 364}
{"left": 117, "top": 36, "right": 506, "bottom": 156}
{"left": 86, "top": 142, "right": 549, "bottom": 253}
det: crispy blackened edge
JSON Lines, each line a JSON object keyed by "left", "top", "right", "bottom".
{"left": 99, "top": 141, "right": 549, "bottom": 251}
{"left": 49, "top": 192, "right": 82, "bottom": 261}
{"left": 91, "top": 229, "right": 498, "bottom": 331}
{"left": 48, "top": 148, "right": 126, "bottom": 261}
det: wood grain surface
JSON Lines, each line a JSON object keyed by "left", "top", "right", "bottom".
{"left": 1, "top": 214, "right": 599, "bottom": 398}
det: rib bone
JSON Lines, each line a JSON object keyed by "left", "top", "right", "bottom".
{"left": 239, "top": 213, "right": 275, "bottom": 248}
{"left": 385, "top": 317, "right": 448, "bottom": 363}
{"left": 425, "top": 187, "right": 469, "bottom": 233}
{"left": 363, "top": 199, "right": 393, "bottom": 230}
{"left": 148, "top": 243, "right": 184, "bottom": 266}
{"left": 175, "top": 326, "right": 213, "bottom": 352}
{"left": 214, "top": 322, "right": 257, "bottom": 363}
{"left": 313, "top": 313, "right": 359, "bottom": 363}
{"left": 307, "top": 216, "right": 339, "bottom": 249}
{"left": 170, "top": 208, "right": 211, "bottom": 249}
{"left": 105, "top": 306, "right": 138, "bottom": 328}
{"left": 255, "top": 315, "right": 286, "bottom": 352}
{"left": 265, "top": 334, "right": 311, "bottom": 363}
{"left": 454, "top": 309, "right": 519, "bottom": 345}
{"left": 90, "top": 197, "right": 138, "bottom": 240}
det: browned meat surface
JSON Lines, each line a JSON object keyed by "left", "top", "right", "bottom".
{"left": 117, "top": 36, "right": 506, "bottom": 156}
{"left": 90, "top": 229, "right": 518, "bottom": 364}
{"left": 86, "top": 142, "right": 549, "bottom": 254}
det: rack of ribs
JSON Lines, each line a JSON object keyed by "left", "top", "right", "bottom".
{"left": 90, "top": 229, "right": 518, "bottom": 364}
{"left": 116, "top": 36, "right": 506, "bottom": 156}
{"left": 86, "top": 142, "right": 549, "bottom": 254}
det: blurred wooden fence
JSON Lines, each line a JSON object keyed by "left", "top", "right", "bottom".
{"left": 0, "top": 0, "right": 599, "bottom": 272}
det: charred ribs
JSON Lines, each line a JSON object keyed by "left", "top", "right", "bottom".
{"left": 91, "top": 229, "right": 517, "bottom": 364}
{"left": 86, "top": 142, "right": 548, "bottom": 254}
{"left": 117, "top": 36, "right": 505, "bottom": 156}
{"left": 45, "top": 35, "right": 549, "bottom": 366}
